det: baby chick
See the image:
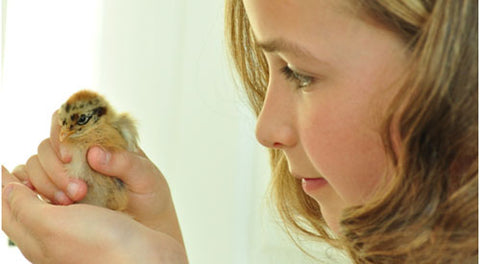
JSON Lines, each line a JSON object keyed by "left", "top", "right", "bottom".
{"left": 57, "top": 90, "right": 138, "bottom": 211}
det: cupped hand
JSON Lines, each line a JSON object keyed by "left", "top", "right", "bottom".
{"left": 8, "top": 111, "right": 184, "bottom": 245}
{"left": 2, "top": 167, "right": 188, "bottom": 264}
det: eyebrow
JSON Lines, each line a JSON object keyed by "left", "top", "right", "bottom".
{"left": 256, "top": 38, "right": 316, "bottom": 58}
{"left": 256, "top": 38, "right": 330, "bottom": 67}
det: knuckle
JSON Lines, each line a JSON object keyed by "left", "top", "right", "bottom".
{"left": 47, "top": 165, "right": 69, "bottom": 189}
{"left": 12, "top": 164, "right": 27, "bottom": 179}
{"left": 25, "top": 155, "right": 39, "bottom": 171}
{"left": 38, "top": 138, "right": 51, "bottom": 154}
{"left": 12, "top": 164, "right": 26, "bottom": 173}
{"left": 10, "top": 193, "right": 27, "bottom": 224}
{"left": 113, "top": 150, "right": 133, "bottom": 170}
{"left": 11, "top": 209, "right": 26, "bottom": 229}
{"left": 141, "top": 155, "right": 160, "bottom": 174}
{"left": 126, "top": 152, "right": 147, "bottom": 171}
{"left": 117, "top": 150, "right": 148, "bottom": 174}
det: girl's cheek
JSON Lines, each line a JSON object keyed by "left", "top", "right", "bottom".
{"left": 302, "top": 115, "right": 388, "bottom": 206}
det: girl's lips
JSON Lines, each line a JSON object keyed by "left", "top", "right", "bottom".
{"left": 301, "top": 177, "right": 328, "bottom": 192}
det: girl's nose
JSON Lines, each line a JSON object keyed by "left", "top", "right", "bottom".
{"left": 255, "top": 80, "right": 297, "bottom": 149}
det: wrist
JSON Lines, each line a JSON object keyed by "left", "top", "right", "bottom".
{"left": 154, "top": 200, "right": 185, "bottom": 249}
{"left": 122, "top": 223, "right": 188, "bottom": 264}
{"left": 138, "top": 191, "right": 185, "bottom": 249}
{"left": 150, "top": 230, "right": 189, "bottom": 264}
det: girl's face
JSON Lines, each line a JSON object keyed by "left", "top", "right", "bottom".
{"left": 244, "top": 0, "right": 407, "bottom": 232}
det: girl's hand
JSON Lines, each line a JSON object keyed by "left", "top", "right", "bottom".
{"left": 5, "top": 111, "right": 184, "bottom": 247}
{"left": 2, "top": 167, "right": 188, "bottom": 264}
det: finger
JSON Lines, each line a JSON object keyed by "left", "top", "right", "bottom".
{"left": 38, "top": 139, "right": 69, "bottom": 188}
{"left": 2, "top": 183, "right": 44, "bottom": 261}
{"left": 49, "top": 110, "right": 72, "bottom": 163}
{"left": 2, "top": 166, "right": 21, "bottom": 188}
{"left": 11, "top": 165, "right": 34, "bottom": 190}
{"left": 4, "top": 182, "right": 48, "bottom": 230}
{"left": 37, "top": 139, "right": 88, "bottom": 201}
{"left": 87, "top": 146, "right": 160, "bottom": 192}
{"left": 25, "top": 155, "right": 72, "bottom": 205}
{"left": 11, "top": 165, "right": 27, "bottom": 181}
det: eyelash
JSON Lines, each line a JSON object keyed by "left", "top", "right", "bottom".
{"left": 280, "top": 66, "right": 314, "bottom": 89}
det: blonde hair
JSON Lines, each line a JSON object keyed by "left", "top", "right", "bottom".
{"left": 225, "top": 0, "right": 478, "bottom": 263}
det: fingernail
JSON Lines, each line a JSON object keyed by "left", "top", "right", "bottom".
{"left": 3, "top": 184, "right": 14, "bottom": 203}
{"left": 93, "top": 147, "right": 110, "bottom": 165}
{"left": 66, "top": 182, "right": 79, "bottom": 199}
{"left": 54, "top": 190, "right": 69, "bottom": 205}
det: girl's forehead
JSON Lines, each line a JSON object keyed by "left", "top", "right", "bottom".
{"left": 243, "top": 0, "right": 353, "bottom": 35}
{"left": 244, "top": 0, "right": 407, "bottom": 70}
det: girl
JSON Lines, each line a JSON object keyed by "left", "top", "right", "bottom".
{"left": 2, "top": 0, "right": 477, "bottom": 263}
{"left": 225, "top": 0, "right": 477, "bottom": 262}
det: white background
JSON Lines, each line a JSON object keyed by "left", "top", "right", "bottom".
{"left": 0, "top": 0, "right": 348, "bottom": 263}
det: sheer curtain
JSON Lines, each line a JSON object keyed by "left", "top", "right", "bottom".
{"left": 0, "top": 1, "right": 348, "bottom": 263}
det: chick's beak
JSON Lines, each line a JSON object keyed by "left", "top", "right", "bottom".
{"left": 59, "top": 129, "right": 74, "bottom": 142}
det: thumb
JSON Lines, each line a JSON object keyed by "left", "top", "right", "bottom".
{"left": 3, "top": 182, "right": 46, "bottom": 227}
{"left": 86, "top": 146, "right": 161, "bottom": 191}
{"left": 3, "top": 182, "right": 50, "bottom": 260}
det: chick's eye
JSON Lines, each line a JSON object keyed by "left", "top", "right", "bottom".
{"left": 77, "top": 114, "right": 91, "bottom": 125}
{"left": 281, "top": 66, "right": 313, "bottom": 89}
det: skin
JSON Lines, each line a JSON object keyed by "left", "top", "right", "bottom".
{"left": 2, "top": 112, "right": 188, "bottom": 263}
{"left": 244, "top": 0, "right": 407, "bottom": 232}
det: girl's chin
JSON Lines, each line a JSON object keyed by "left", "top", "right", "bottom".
{"left": 310, "top": 189, "right": 348, "bottom": 235}
{"left": 319, "top": 206, "right": 341, "bottom": 234}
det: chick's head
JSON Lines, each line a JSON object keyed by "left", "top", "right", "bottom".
{"left": 58, "top": 90, "right": 111, "bottom": 142}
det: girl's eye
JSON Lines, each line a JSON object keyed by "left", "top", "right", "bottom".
{"left": 281, "top": 66, "right": 314, "bottom": 88}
